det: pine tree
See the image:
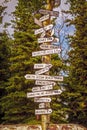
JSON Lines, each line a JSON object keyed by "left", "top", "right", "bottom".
{"left": 1, "top": 0, "right": 44, "bottom": 124}
{"left": 65, "top": 0, "right": 87, "bottom": 127}
{"left": 0, "top": 3, "right": 11, "bottom": 123}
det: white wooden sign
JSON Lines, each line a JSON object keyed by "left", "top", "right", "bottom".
{"left": 35, "top": 64, "right": 52, "bottom": 75}
{"left": 34, "top": 63, "right": 52, "bottom": 69}
{"left": 40, "top": 44, "right": 61, "bottom": 50}
{"left": 38, "top": 37, "right": 54, "bottom": 43}
{"left": 32, "top": 48, "right": 61, "bottom": 57}
{"left": 35, "top": 80, "right": 56, "bottom": 86}
{"left": 40, "top": 31, "right": 45, "bottom": 38}
{"left": 39, "top": 14, "right": 49, "bottom": 22}
{"left": 27, "top": 89, "right": 62, "bottom": 98}
{"left": 39, "top": 9, "right": 59, "bottom": 17}
{"left": 34, "top": 97, "right": 51, "bottom": 102}
{"left": 39, "top": 103, "right": 45, "bottom": 108}
{"left": 35, "top": 109, "right": 52, "bottom": 115}
{"left": 34, "top": 24, "right": 53, "bottom": 35}
{"left": 25, "top": 74, "right": 63, "bottom": 81}
{"left": 32, "top": 85, "right": 53, "bottom": 92}
{"left": 34, "top": 17, "right": 42, "bottom": 27}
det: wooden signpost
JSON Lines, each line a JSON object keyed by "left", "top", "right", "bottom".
{"left": 24, "top": 1, "right": 63, "bottom": 130}
{"left": 35, "top": 80, "right": 56, "bottom": 86}
{"left": 34, "top": 63, "right": 52, "bottom": 69}
{"left": 34, "top": 24, "right": 53, "bottom": 35}
{"left": 35, "top": 109, "right": 52, "bottom": 115}
{"left": 25, "top": 74, "right": 63, "bottom": 81}
{"left": 34, "top": 97, "right": 51, "bottom": 103}
{"left": 27, "top": 89, "right": 62, "bottom": 98}
{"left": 39, "top": 14, "right": 49, "bottom": 22}
{"left": 35, "top": 65, "right": 52, "bottom": 75}
{"left": 39, "top": 9, "right": 59, "bottom": 17}
{"left": 32, "top": 48, "right": 61, "bottom": 57}
{"left": 40, "top": 44, "right": 60, "bottom": 50}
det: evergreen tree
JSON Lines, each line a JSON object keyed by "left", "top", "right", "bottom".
{"left": 1, "top": 0, "right": 44, "bottom": 124}
{"left": 0, "top": 3, "right": 11, "bottom": 123}
{"left": 65, "top": 0, "right": 87, "bottom": 127}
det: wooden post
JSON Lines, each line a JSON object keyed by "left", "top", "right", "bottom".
{"left": 41, "top": 1, "right": 55, "bottom": 130}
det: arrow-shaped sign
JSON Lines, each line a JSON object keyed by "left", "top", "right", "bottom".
{"left": 34, "top": 24, "right": 53, "bottom": 35}
{"left": 25, "top": 74, "right": 63, "bottom": 81}
{"left": 32, "top": 85, "right": 53, "bottom": 92}
{"left": 27, "top": 89, "right": 62, "bottom": 98}
{"left": 40, "top": 44, "right": 60, "bottom": 50}
{"left": 35, "top": 64, "right": 52, "bottom": 75}
{"left": 35, "top": 109, "right": 52, "bottom": 115}
{"left": 32, "top": 48, "right": 61, "bottom": 57}
{"left": 34, "top": 97, "right": 51, "bottom": 103}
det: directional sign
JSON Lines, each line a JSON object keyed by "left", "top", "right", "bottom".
{"left": 39, "top": 103, "right": 45, "bottom": 108}
{"left": 32, "top": 85, "right": 53, "bottom": 92}
{"left": 35, "top": 80, "right": 56, "bottom": 86}
{"left": 34, "top": 63, "right": 52, "bottom": 69}
{"left": 34, "top": 97, "right": 51, "bottom": 103}
{"left": 39, "top": 9, "right": 59, "bottom": 17}
{"left": 34, "top": 24, "right": 53, "bottom": 35}
{"left": 25, "top": 74, "right": 63, "bottom": 81}
{"left": 32, "top": 48, "right": 61, "bottom": 57}
{"left": 38, "top": 37, "right": 54, "bottom": 43}
{"left": 35, "top": 109, "right": 52, "bottom": 115}
{"left": 39, "top": 14, "right": 49, "bottom": 22}
{"left": 34, "top": 17, "right": 42, "bottom": 27}
{"left": 40, "top": 44, "right": 61, "bottom": 50}
{"left": 27, "top": 89, "right": 62, "bottom": 98}
{"left": 40, "top": 31, "right": 45, "bottom": 38}
{"left": 35, "top": 65, "right": 52, "bottom": 75}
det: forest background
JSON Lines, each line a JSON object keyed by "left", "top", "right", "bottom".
{"left": 0, "top": 0, "right": 87, "bottom": 127}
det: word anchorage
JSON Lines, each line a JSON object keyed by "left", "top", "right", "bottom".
{"left": 32, "top": 48, "right": 61, "bottom": 57}
{"left": 25, "top": 74, "right": 63, "bottom": 81}
{"left": 27, "top": 89, "right": 62, "bottom": 98}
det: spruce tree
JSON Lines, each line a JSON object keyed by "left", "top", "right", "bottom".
{"left": 65, "top": 0, "right": 87, "bottom": 126}
{"left": 1, "top": 0, "right": 44, "bottom": 124}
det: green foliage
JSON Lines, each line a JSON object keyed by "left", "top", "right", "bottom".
{"left": 65, "top": 0, "right": 87, "bottom": 127}
{"left": 0, "top": 32, "right": 11, "bottom": 123}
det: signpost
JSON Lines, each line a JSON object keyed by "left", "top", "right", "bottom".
{"left": 38, "top": 37, "right": 54, "bottom": 43}
{"left": 25, "top": 74, "right": 63, "bottom": 81}
{"left": 39, "top": 14, "right": 49, "bottom": 22}
{"left": 34, "top": 63, "right": 52, "bottom": 69}
{"left": 34, "top": 97, "right": 51, "bottom": 103}
{"left": 27, "top": 89, "right": 62, "bottom": 98}
{"left": 34, "top": 24, "right": 53, "bottom": 35}
{"left": 32, "top": 48, "right": 61, "bottom": 57}
{"left": 35, "top": 109, "right": 52, "bottom": 115}
{"left": 32, "top": 85, "right": 53, "bottom": 92}
{"left": 34, "top": 17, "right": 42, "bottom": 27}
{"left": 35, "top": 65, "right": 52, "bottom": 75}
{"left": 39, "top": 9, "right": 59, "bottom": 17}
{"left": 35, "top": 80, "right": 56, "bottom": 86}
{"left": 25, "top": 1, "right": 63, "bottom": 130}
{"left": 40, "top": 44, "right": 60, "bottom": 50}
